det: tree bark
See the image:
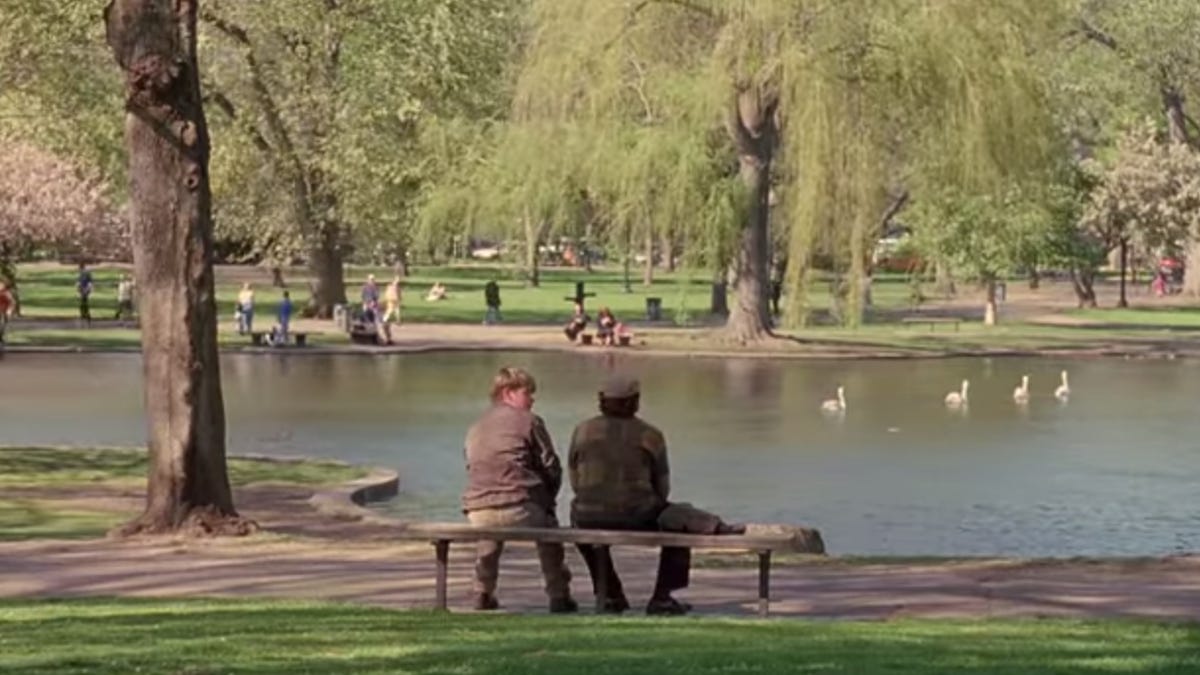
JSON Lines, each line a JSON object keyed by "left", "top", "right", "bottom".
{"left": 642, "top": 228, "right": 654, "bottom": 286}
{"left": 1070, "top": 267, "right": 1098, "bottom": 308}
{"left": 983, "top": 277, "right": 998, "bottom": 326}
{"left": 934, "top": 261, "right": 956, "bottom": 296}
{"left": 722, "top": 89, "right": 776, "bottom": 343}
{"left": 105, "top": 0, "right": 253, "bottom": 537}
{"left": 1117, "top": 238, "right": 1129, "bottom": 308}
{"left": 661, "top": 229, "right": 676, "bottom": 272}
{"left": 1183, "top": 240, "right": 1200, "bottom": 297}
{"left": 307, "top": 223, "right": 346, "bottom": 318}
{"left": 522, "top": 214, "right": 544, "bottom": 287}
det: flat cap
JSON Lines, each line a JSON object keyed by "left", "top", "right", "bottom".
{"left": 600, "top": 373, "right": 640, "bottom": 399}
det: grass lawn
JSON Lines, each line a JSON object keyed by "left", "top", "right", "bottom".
{"left": 10, "top": 262, "right": 917, "bottom": 325}
{"left": 0, "top": 598, "right": 1197, "bottom": 674}
{"left": 0, "top": 447, "right": 368, "bottom": 540}
{"left": 1068, "top": 307, "right": 1200, "bottom": 329}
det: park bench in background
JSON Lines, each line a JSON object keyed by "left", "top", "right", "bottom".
{"left": 249, "top": 331, "right": 309, "bottom": 346}
{"left": 900, "top": 316, "right": 962, "bottom": 332}
{"left": 392, "top": 523, "right": 824, "bottom": 617}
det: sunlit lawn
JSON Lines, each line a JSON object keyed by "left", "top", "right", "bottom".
{"left": 0, "top": 598, "right": 1197, "bottom": 674}
{"left": 0, "top": 447, "right": 368, "bottom": 541}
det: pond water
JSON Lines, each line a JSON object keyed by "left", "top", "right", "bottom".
{"left": 1, "top": 351, "right": 1197, "bottom": 557}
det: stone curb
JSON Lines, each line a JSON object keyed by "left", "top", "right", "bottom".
{"left": 307, "top": 467, "right": 402, "bottom": 525}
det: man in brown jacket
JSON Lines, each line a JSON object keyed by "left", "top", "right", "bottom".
{"left": 568, "top": 373, "right": 742, "bottom": 615}
{"left": 462, "top": 367, "right": 577, "bottom": 613}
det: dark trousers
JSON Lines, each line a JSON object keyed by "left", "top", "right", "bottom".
{"left": 573, "top": 513, "right": 690, "bottom": 601}
{"left": 79, "top": 295, "right": 91, "bottom": 323}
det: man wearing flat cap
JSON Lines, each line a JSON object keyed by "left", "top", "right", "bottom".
{"left": 568, "top": 372, "right": 742, "bottom": 615}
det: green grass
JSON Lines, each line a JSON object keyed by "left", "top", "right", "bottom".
{"left": 0, "top": 446, "right": 368, "bottom": 489}
{"left": 0, "top": 598, "right": 1196, "bottom": 674}
{"left": 0, "top": 499, "right": 126, "bottom": 541}
{"left": 10, "top": 262, "right": 916, "bottom": 325}
{"left": 1068, "top": 307, "right": 1200, "bottom": 329}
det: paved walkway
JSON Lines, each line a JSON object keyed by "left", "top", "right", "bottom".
{"left": 3, "top": 536, "right": 1198, "bottom": 619}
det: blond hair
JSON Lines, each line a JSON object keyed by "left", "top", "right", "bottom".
{"left": 490, "top": 366, "right": 536, "bottom": 402}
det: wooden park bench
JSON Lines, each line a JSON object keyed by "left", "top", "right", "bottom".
{"left": 249, "top": 331, "right": 309, "bottom": 346}
{"left": 391, "top": 523, "right": 822, "bottom": 617}
{"left": 900, "top": 316, "right": 962, "bottom": 332}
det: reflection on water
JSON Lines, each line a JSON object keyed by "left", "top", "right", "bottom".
{"left": 2, "top": 351, "right": 1199, "bottom": 557}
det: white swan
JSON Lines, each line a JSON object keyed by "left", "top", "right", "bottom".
{"left": 1054, "top": 370, "right": 1070, "bottom": 401}
{"left": 945, "top": 379, "right": 969, "bottom": 408}
{"left": 820, "top": 386, "right": 846, "bottom": 413}
{"left": 1013, "top": 375, "right": 1030, "bottom": 404}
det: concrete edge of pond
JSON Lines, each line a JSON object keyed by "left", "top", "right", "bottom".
{"left": 308, "top": 467, "right": 402, "bottom": 525}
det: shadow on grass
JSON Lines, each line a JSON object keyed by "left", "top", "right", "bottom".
{"left": 1, "top": 599, "right": 1197, "bottom": 674}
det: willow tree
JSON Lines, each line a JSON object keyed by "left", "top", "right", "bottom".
{"left": 504, "top": 0, "right": 1068, "bottom": 341}
{"left": 105, "top": 0, "right": 252, "bottom": 536}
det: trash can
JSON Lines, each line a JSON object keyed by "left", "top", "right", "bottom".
{"left": 333, "top": 303, "right": 351, "bottom": 332}
{"left": 645, "top": 297, "right": 663, "bottom": 321}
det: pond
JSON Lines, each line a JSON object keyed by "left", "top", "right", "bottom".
{"left": 1, "top": 351, "right": 1197, "bottom": 557}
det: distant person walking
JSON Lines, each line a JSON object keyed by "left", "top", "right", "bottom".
{"left": 0, "top": 282, "right": 14, "bottom": 344}
{"left": 276, "top": 290, "right": 293, "bottom": 345}
{"left": 361, "top": 274, "right": 380, "bottom": 321}
{"left": 76, "top": 262, "right": 93, "bottom": 327}
{"left": 114, "top": 275, "right": 136, "bottom": 324}
{"left": 236, "top": 283, "right": 255, "bottom": 335}
{"left": 484, "top": 280, "right": 502, "bottom": 325}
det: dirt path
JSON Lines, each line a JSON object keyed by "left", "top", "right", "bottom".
{"left": 3, "top": 484, "right": 1199, "bottom": 620}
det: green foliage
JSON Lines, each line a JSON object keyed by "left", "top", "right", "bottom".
{"left": 3, "top": 598, "right": 1200, "bottom": 674}
{"left": 200, "top": 0, "right": 523, "bottom": 263}
{"left": 910, "top": 180, "right": 1076, "bottom": 285}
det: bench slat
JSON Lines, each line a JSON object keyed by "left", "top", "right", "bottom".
{"left": 392, "top": 523, "right": 795, "bottom": 550}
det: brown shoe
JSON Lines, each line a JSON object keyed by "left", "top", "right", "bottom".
{"left": 473, "top": 593, "right": 500, "bottom": 611}
{"left": 549, "top": 597, "right": 579, "bottom": 614}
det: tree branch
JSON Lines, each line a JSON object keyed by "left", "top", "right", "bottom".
{"left": 200, "top": 9, "right": 305, "bottom": 179}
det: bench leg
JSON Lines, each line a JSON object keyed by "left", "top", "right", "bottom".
{"left": 757, "top": 550, "right": 771, "bottom": 618}
{"left": 434, "top": 540, "right": 450, "bottom": 611}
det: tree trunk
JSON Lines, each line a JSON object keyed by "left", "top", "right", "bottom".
{"left": 270, "top": 265, "right": 286, "bottom": 288}
{"left": 722, "top": 89, "right": 776, "bottom": 343}
{"left": 1162, "top": 84, "right": 1193, "bottom": 147}
{"left": 1182, "top": 240, "right": 1200, "bottom": 297}
{"left": 522, "top": 214, "right": 543, "bottom": 287}
{"left": 983, "top": 277, "right": 998, "bottom": 326}
{"left": 710, "top": 279, "right": 728, "bottom": 316}
{"left": 392, "top": 252, "right": 409, "bottom": 279}
{"left": 1070, "top": 267, "right": 1098, "bottom": 308}
{"left": 661, "top": 229, "right": 676, "bottom": 272}
{"left": 1117, "top": 238, "right": 1129, "bottom": 308}
{"left": 642, "top": 228, "right": 654, "bottom": 286}
{"left": 307, "top": 224, "right": 345, "bottom": 319}
{"left": 1028, "top": 268, "right": 1040, "bottom": 290}
{"left": 934, "top": 261, "right": 956, "bottom": 296}
{"left": 105, "top": 0, "right": 253, "bottom": 537}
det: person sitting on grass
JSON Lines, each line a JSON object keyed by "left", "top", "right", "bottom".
{"left": 425, "top": 282, "right": 448, "bottom": 302}
{"left": 563, "top": 301, "right": 590, "bottom": 342}
{"left": 596, "top": 307, "right": 617, "bottom": 346}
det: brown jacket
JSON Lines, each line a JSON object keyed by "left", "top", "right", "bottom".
{"left": 462, "top": 404, "right": 562, "bottom": 512}
{"left": 568, "top": 414, "right": 670, "bottom": 523}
